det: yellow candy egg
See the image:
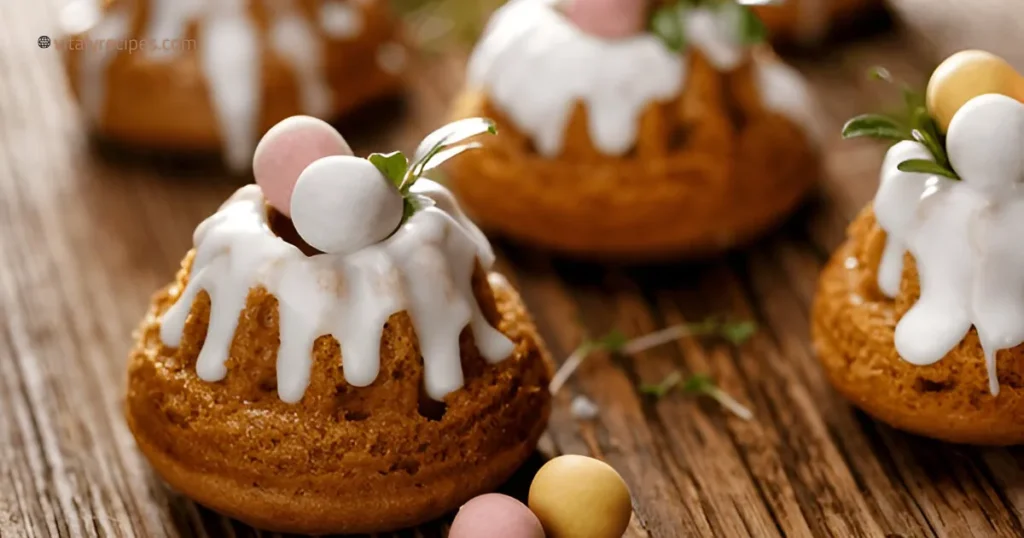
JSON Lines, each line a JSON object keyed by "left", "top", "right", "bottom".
{"left": 528, "top": 455, "right": 633, "bottom": 538}
{"left": 926, "top": 50, "right": 1024, "bottom": 132}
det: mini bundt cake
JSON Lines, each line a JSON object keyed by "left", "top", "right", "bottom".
{"left": 126, "top": 116, "right": 552, "bottom": 533}
{"left": 60, "top": 0, "right": 407, "bottom": 170}
{"left": 813, "top": 51, "right": 1024, "bottom": 445}
{"left": 752, "top": 0, "right": 884, "bottom": 45}
{"left": 447, "top": 0, "right": 822, "bottom": 259}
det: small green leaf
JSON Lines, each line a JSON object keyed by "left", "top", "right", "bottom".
{"left": 367, "top": 151, "right": 408, "bottom": 189}
{"left": 650, "top": 4, "right": 686, "bottom": 52}
{"left": 720, "top": 320, "right": 757, "bottom": 345}
{"left": 415, "top": 143, "right": 483, "bottom": 175}
{"left": 869, "top": 66, "right": 895, "bottom": 83}
{"left": 406, "top": 118, "right": 497, "bottom": 191}
{"left": 593, "top": 330, "right": 629, "bottom": 353}
{"left": 897, "top": 159, "right": 960, "bottom": 180}
{"left": 841, "top": 114, "right": 909, "bottom": 141}
{"left": 640, "top": 371, "right": 683, "bottom": 399}
{"left": 398, "top": 193, "right": 436, "bottom": 226}
{"left": 681, "top": 373, "right": 715, "bottom": 394}
{"left": 737, "top": 5, "right": 767, "bottom": 44}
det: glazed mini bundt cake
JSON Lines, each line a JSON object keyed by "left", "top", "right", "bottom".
{"left": 126, "top": 116, "right": 552, "bottom": 533}
{"left": 813, "top": 50, "right": 1024, "bottom": 445}
{"left": 61, "top": 0, "right": 407, "bottom": 170}
{"left": 752, "top": 0, "right": 885, "bottom": 45}
{"left": 447, "top": 0, "right": 822, "bottom": 258}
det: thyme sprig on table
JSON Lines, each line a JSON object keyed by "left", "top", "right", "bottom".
{"left": 549, "top": 319, "right": 757, "bottom": 420}
{"left": 841, "top": 68, "right": 960, "bottom": 180}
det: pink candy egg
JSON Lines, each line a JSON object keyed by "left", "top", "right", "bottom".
{"left": 252, "top": 116, "right": 353, "bottom": 217}
{"left": 449, "top": 494, "right": 545, "bottom": 538}
{"left": 564, "top": 0, "right": 646, "bottom": 40}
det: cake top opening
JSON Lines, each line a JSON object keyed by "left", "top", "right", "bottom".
{"left": 843, "top": 50, "right": 1024, "bottom": 395}
{"left": 160, "top": 116, "right": 513, "bottom": 404}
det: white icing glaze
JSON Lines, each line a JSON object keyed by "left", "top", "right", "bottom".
{"left": 62, "top": 0, "right": 360, "bottom": 170}
{"left": 200, "top": 0, "right": 261, "bottom": 172}
{"left": 753, "top": 59, "right": 824, "bottom": 144}
{"left": 268, "top": 0, "right": 333, "bottom": 119}
{"left": 160, "top": 180, "right": 514, "bottom": 403}
{"left": 320, "top": 0, "right": 364, "bottom": 39}
{"left": 872, "top": 94, "right": 1024, "bottom": 395}
{"left": 74, "top": 2, "right": 130, "bottom": 123}
{"left": 467, "top": 0, "right": 818, "bottom": 157}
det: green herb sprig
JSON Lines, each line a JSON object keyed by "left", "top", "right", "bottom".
{"left": 548, "top": 319, "right": 757, "bottom": 419}
{"left": 650, "top": 0, "right": 771, "bottom": 53}
{"left": 841, "top": 67, "right": 960, "bottom": 180}
{"left": 368, "top": 118, "right": 497, "bottom": 225}
{"left": 639, "top": 371, "right": 753, "bottom": 420}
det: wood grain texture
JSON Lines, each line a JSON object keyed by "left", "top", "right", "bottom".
{"left": 2, "top": 0, "right": 1024, "bottom": 537}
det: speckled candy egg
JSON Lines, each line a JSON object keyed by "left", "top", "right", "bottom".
{"left": 449, "top": 494, "right": 545, "bottom": 538}
{"left": 528, "top": 455, "right": 633, "bottom": 538}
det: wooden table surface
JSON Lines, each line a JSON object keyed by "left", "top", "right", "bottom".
{"left": 4, "top": 1, "right": 1024, "bottom": 537}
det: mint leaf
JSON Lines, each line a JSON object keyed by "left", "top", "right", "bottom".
{"left": 650, "top": 4, "right": 686, "bottom": 52}
{"left": 406, "top": 118, "right": 497, "bottom": 191}
{"left": 897, "top": 159, "right": 960, "bottom": 180}
{"left": 368, "top": 151, "right": 409, "bottom": 189}
{"left": 415, "top": 143, "right": 483, "bottom": 175}
{"left": 841, "top": 114, "right": 909, "bottom": 141}
{"left": 737, "top": 5, "right": 766, "bottom": 44}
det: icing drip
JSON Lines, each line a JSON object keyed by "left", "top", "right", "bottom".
{"left": 75, "top": 3, "right": 130, "bottom": 123}
{"left": 199, "top": 0, "right": 260, "bottom": 172}
{"left": 753, "top": 59, "right": 824, "bottom": 144}
{"left": 467, "top": 0, "right": 818, "bottom": 157}
{"left": 143, "top": 0, "right": 203, "bottom": 61}
{"left": 268, "top": 0, "right": 333, "bottom": 118}
{"left": 320, "top": 0, "right": 364, "bottom": 39}
{"left": 873, "top": 95, "right": 1024, "bottom": 395}
{"left": 160, "top": 180, "right": 515, "bottom": 403}
{"left": 63, "top": 0, "right": 358, "bottom": 171}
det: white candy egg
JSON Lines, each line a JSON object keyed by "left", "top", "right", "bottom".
{"left": 946, "top": 93, "right": 1024, "bottom": 192}
{"left": 290, "top": 156, "right": 404, "bottom": 255}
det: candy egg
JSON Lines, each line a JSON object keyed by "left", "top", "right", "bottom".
{"left": 449, "top": 494, "right": 545, "bottom": 538}
{"left": 529, "top": 455, "right": 632, "bottom": 538}
{"left": 290, "top": 155, "right": 404, "bottom": 255}
{"left": 946, "top": 93, "right": 1024, "bottom": 192}
{"left": 926, "top": 50, "right": 1024, "bottom": 132}
{"left": 253, "top": 116, "right": 353, "bottom": 217}
{"left": 564, "top": 0, "right": 646, "bottom": 39}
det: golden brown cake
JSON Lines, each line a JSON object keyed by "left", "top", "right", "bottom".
{"left": 60, "top": 0, "right": 406, "bottom": 170}
{"left": 814, "top": 209, "right": 1024, "bottom": 445}
{"left": 126, "top": 117, "right": 552, "bottom": 533}
{"left": 752, "top": 0, "right": 884, "bottom": 45}
{"left": 447, "top": 0, "right": 822, "bottom": 259}
{"left": 813, "top": 51, "right": 1024, "bottom": 444}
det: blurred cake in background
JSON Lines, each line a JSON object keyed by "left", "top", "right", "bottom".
{"left": 752, "top": 0, "right": 885, "bottom": 45}
{"left": 447, "top": 0, "right": 822, "bottom": 259}
{"left": 60, "top": 0, "right": 407, "bottom": 171}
